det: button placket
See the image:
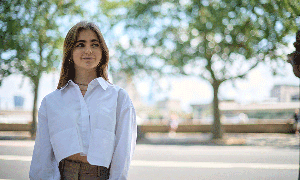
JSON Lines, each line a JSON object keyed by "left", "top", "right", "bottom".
{"left": 74, "top": 83, "right": 90, "bottom": 155}
{"left": 80, "top": 95, "right": 91, "bottom": 154}
{"left": 82, "top": 105, "right": 90, "bottom": 154}
{"left": 74, "top": 81, "right": 98, "bottom": 155}
{"left": 83, "top": 85, "right": 94, "bottom": 154}
{"left": 72, "top": 84, "right": 83, "bottom": 153}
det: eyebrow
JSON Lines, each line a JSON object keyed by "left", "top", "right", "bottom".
{"left": 75, "top": 39, "right": 99, "bottom": 43}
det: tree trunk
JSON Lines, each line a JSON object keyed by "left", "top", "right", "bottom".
{"left": 30, "top": 36, "right": 44, "bottom": 138}
{"left": 211, "top": 80, "right": 223, "bottom": 139}
{"left": 30, "top": 77, "right": 40, "bottom": 138}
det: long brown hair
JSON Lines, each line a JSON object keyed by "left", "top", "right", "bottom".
{"left": 57, "top": 21, "right": 109, "bottom": 89}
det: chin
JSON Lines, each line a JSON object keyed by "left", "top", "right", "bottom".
{"left": 76, "top": 64, "right": 98, "bottom": 71}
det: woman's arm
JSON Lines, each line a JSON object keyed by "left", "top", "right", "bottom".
{"left": 29, "top": 98, "right": 60, "bottom": 180}
{"left": 109, "top": 90, "right": 137, "bottom": 180}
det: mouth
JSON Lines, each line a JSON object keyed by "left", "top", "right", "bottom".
{"left": 82, "top": 57, "right": 93, "bottom": 60}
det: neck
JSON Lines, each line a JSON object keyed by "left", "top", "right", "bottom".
{"left": 74, "top": 67, "right": 97, "bottom": 85}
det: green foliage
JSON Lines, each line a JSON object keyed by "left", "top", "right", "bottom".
{"left": 0, "top": 0, "right": 29, "bottom": 85}
{"left": 101, "top": 0, "right": 299, "bottom": 83}
{"left": 101, "top": 0, "right": 300, "bottom": 139}
{"left": 0, "top": 0, "right": 83, "bottom": 137}
{"left": 0, "top": 0, "right": 83, "bottom": 84}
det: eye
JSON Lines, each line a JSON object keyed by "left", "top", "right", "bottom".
{"left": 75, "top": 43, "right": 84, "bottom": 47}
{"left": 92, "top": 43, "right": 99, "bottom": 47}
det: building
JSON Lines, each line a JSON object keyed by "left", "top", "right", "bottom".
{"left": 156, "top": 98, "right": 182, "bottom": 118}
{"left": 191, "top": 84, "right": 300, "bottom": 121}
{"left": 270, "top": 85, "right": 299, "bottom": 102}
{"left": 190, "top": 104, "right": 210, "bottom": 119}
{"left": 191, "top": 100, "right": 299, "bottom": 121}
{"left": 14, "top": 95, "right": 24, "bottom": 109}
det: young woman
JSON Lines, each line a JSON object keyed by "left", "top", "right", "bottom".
{"left": 29, "top": 21, "right": 137, "bottom": 180}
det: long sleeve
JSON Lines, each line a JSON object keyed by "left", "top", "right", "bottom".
{"left": 29, "top": 98, "right": 60, "bottom": 180}
{"left": 109, "top": 104, "right": 137, "bottom": 180}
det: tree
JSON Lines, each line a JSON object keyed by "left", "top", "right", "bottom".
{"left": 0, "top": 0, "right": 83, "bottom": 138}
{"left": 0, "top": 1, "right": 31, "bottom": 85}
{"left": 101, "top": 0, "right": 300, "bottom": 139}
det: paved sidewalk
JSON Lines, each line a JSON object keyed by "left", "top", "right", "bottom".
{"left": 138, "top": 133, "right": 300, "bottom": 149}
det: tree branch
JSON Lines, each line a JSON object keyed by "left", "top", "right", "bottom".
{"left": 221, "top": 60, "right": 259, "bottom": 83}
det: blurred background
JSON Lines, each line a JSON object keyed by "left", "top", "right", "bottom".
{"left": 0, "top": 0, "right": 299, "bottom": 138}
{"left": 1, "top": 1, "right": 300, "bottom": 180}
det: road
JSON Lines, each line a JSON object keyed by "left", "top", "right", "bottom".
{"left": 0, "top": 140, "right": 298, "bottom": 180}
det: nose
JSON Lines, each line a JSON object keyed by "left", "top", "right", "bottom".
{"left": 85, "top": 47, "right": 92, "bottom": 54}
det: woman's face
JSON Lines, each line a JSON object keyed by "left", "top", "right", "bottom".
{"left": 72, "top": 29, "right": 102, "bottom": 71}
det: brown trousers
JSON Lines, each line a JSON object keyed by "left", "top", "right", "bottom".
{"left": 59, "top": 159, "right": 110, "bottom": 180}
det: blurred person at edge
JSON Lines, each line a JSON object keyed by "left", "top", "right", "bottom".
{"left": 29, "top": 21, "right": 137, "bottom": 180}
{"left": 168, "top": 113, "right": 179, "bottom": 137}
{"left": 292, "top": 109, "right": 299, "bottom": 135}
{"left": 288, "top": 30, "right": 300, "bottom": 78}
{"left": 288, "top": 30, "right": 300, "bottom": 180}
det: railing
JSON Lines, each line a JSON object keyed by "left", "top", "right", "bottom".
{"left": 1, "top": 123, "right": 294, "bottom": 133}
{"left": 138, "top": 123, "right": 295, "bottom": 133}
{"left": 0, "top": 123, "right": 31, "bottom": 131}
{"left": 137, "top": 122, "right": 296, "bottom": 139}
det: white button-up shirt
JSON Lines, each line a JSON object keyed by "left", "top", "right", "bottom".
{"left": 29, "top": 77, "right": 137, "bottom": 180}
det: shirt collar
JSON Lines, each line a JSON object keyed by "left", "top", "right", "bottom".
{"left": 59, "top": 77, "right": 109, "bottom": 91}
{"left": 96, "top": 77, "right": 109, "bottom": 90}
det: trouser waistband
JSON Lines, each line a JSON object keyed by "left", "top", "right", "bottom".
{"left": 59, "top": 158, "right": 110, "bottom": 180}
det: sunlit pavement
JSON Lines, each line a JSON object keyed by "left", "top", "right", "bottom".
{"left": 129, "top": 145, "right": 299, "bottom": 180}
{"left": 0, "top": 134, "right": 299, "bottom": 180}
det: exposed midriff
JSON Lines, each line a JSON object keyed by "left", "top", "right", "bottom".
{"left": 66, "top": 153, "right": 89, "bottom": 163}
